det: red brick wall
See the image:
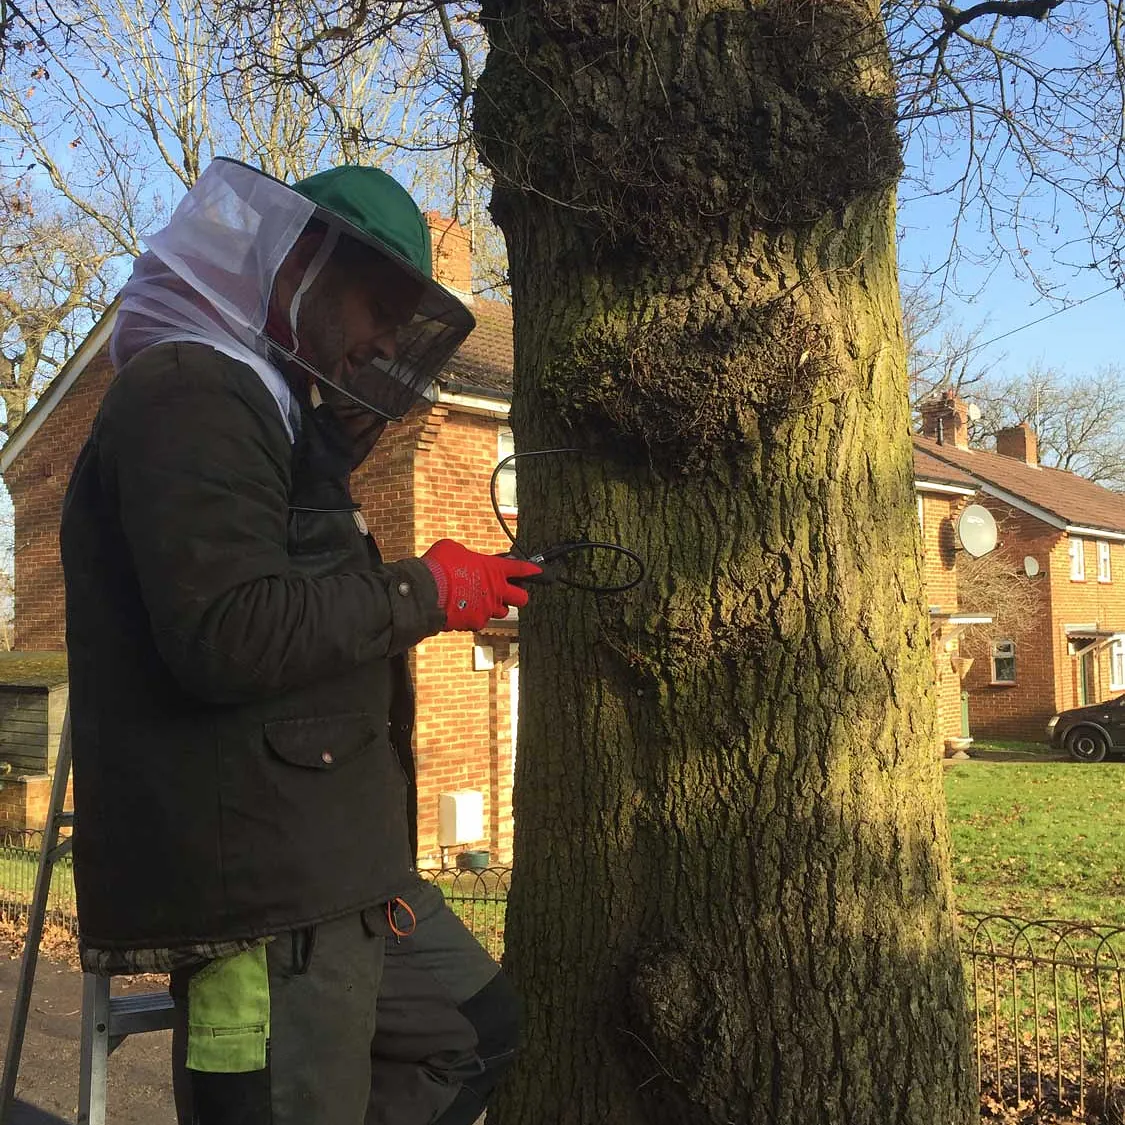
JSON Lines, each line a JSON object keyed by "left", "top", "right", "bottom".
{"left": 487, "top": 643, "right": 516, "bottom": 862}
{"left": 918, "top": 489, "right": 973, "bottom": 753}
{"left": 955, "top": 500, "right": 1125, "bottom": 740}
{"left": 960, "top": 504, "right": 1056, "bottom": 739}
{"left": 931, "top": 627, "right": 967, "bottom": 754}
{"left": 352, "top": 407, "right": 426, "bottom": 565}
{"left": 5, "top": 352, "right": 117, "bottom": 651}
{"left": 425, "top": 214, "right": 473, "bottom": 296}
{"left": 0, "top": 775, "right": 69, "bottom": 832}
{"left": 1044, "top": 534, "right": 1125, "bottom": 715}
{"left": 410, "top": 410, "right": 516, "bottom": 866}
{"left": 918, "top": 491, "right": 964, "bottom": 612}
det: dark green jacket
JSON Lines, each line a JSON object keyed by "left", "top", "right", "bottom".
{"left": 60, "top": 342, "right": 444, "bottom": 949}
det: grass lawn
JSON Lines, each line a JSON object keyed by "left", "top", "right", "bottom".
{"left": 0, "top": 763, "right": 1119, "bottom": 933}
{"left": 944, "top": 762, "right": 1125, "bottom": 925}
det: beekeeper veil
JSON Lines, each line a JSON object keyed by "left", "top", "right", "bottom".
{"left": 110, "top": 157, "right": 475, "bottom": 447}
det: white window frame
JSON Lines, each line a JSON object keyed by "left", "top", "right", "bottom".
{"left": 917, "top": 495, "right": 925, "bottom": 535}
{"left": 496, "top": 429, "right": 517, "bottom": 512}
{"left": 1098, "top": 540, "right": 1112, "bottom": 583}
{"left": 1070, "top": 537, "right": 1086, "bottom": 582}
{"left": 1112, "top": 639, "right": 1125, "bottom": 691}
{"left": 991, "top": 639, "right": 1017, "bottom": 685}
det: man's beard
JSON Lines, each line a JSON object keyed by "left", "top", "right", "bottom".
{"left": 284, "top": 289, "right": 389, "bottom": 465}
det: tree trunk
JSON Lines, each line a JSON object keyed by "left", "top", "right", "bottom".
{"left": 474, "top": 3, "right": 974, "bottom": 1123}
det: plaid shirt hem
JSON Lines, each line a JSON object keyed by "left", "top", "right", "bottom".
{"left": 80, "top": 938, "right": 266, "bottom": 976}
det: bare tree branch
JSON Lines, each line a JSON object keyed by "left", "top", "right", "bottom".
{"left": 0, "top": 186, "right": 114, "bottom": 435}
{"left": 889, "top": 0, "right": 1125, "bottom": 298}
{"left": 937, "top": 0, "right": 1062, "bottom": 36}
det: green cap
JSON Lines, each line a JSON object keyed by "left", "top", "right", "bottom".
{"left": 291, "top": 165, "right": 435, "bottom": 282}
{"left": 208, "top": 156, "right": 476, "bottom": 424}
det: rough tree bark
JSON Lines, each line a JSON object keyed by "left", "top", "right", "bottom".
{"left": 474, "top": 1, "right": 974, "bottom": 1123}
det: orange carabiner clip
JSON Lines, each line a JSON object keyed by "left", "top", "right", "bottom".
{"left": 386, "top": 896, "right": 417, "bottom": 939}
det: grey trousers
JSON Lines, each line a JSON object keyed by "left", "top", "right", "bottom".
{"left": 170, "top": 879, "right": 519, "bottom": 1125}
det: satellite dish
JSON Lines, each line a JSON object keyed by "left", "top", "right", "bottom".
{"left": 957, "top": 504, "right": 998, "bottom": 557}
{"left": 967, "top": 402, "right": 982, "bottom": 422}
{"left": 1024, "top": 556, "right": 1041, "bottom": 577}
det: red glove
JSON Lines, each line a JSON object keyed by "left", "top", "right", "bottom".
{"left": 422, "top": 540, "right": 543, "bottom": 632}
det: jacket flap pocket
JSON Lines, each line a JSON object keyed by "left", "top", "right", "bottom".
{"left": 264, "top": 714, "right": 379, "bottom": 770}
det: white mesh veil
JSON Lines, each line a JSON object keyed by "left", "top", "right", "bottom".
{"left": 110, "top": 160, "right": 318, "bottom": 439}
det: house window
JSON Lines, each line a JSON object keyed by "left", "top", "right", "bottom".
{"left": 496, "top": 429, "right": 517, "bottom": 510}
{"left": 1070, "top": 538, "right": 1086, "bottom": 582}
{"left": 1098, "top": 540, "right": 1112, "bottom": 583}
{"left": 991, "top": 639, "right": 1017, "bottom": 685}
{"left": 917, "top": 496, "right": 925, "bottom": 539}
{"left": 1112, "top": 640, "right": 1125, "bottom": 691}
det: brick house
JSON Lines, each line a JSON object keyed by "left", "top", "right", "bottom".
{"left": 0, "top": 216, "right": 524, "bottom": 864}
{"left": 0, "top": 234, "right": 1005, "bottom": 840}
{"left": 916, "top": 391, "right": 1125, "bottom": 742}
{"left": 913, "top": 444, "right": 992, "bottom": 753}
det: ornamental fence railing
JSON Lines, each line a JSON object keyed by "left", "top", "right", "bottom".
{"left": 1, "top": 836, "right": 1120, "bottom": 1118}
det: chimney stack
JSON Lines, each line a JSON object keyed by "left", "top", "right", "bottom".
{"left": 425, "top": 213, "right": 473, "bottom": 304}
{"left": 919, "top": 389, "right": 970, "bottom": 450}
{"left": 995, "top": 423, "right": 1038, "bottom": 467}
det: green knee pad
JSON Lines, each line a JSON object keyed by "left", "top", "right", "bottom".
{"left": 186, "top": 944, "right": 270, "bottom": 1073}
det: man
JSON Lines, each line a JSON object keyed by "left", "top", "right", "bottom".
{"left": 60, "top": 158, "right": 540, "bottom": 1125}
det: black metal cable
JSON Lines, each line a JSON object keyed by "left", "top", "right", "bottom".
{"left": 489, "top": 449, "right": 646, "bottom": 595}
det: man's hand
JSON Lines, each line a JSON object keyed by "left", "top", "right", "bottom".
{"left": 422, "top": 540, "right": 543, "bottom": 632}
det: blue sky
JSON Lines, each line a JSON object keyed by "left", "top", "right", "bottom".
{"left": 893, "top": 1, "right": 1122, "bottom": 385}
{"left": 898, "top": 183, "right": 1121, "bottom": 382}
{"left": 7, "top": 0, "right": 1118, "bottom": 390}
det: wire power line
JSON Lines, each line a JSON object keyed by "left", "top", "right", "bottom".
{"left": 961, "top": 284, "right": 1119, "bottom": 358}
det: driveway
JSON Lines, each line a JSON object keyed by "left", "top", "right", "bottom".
{"left": 951, "top": 746, "right": 1070, "bottom": 763}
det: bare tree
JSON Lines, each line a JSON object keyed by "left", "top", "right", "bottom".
{"left": 0, "top": 0, "right": 394, "bottom": 254}
{"left": 958, "top": 547, "right": 1043, "bottom": 641}
{"left": 0, "top": 184, "right": 113, "bottom": 435}
{"left": 0, "top": 0, "right": 507, "bottom": 395}
{"left": 969, "top": 363, "right": 1125, "bottom": 488}
{"left": 0, "top": 0, "right": 68, "bottom": 76}
{"left": 890, "top": 0, "right": 1125, "bottom": 296}
{"left": 212, "top": 0, "right": 503, "bottom": 292}
{"left": 902, "top": 276, "right": 1002, "bottom": 409}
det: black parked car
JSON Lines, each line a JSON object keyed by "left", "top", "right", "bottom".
{"left": 1046, "top": 698, "right": 1125, "bottom": 762}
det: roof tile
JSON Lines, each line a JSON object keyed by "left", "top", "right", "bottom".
{"left": 913, "top": 434, "right": 1125, "bottom": 534}
{"left": 442, "top": 299, "right": 513, "bottom": 395}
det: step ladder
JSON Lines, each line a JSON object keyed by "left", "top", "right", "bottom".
{"left": 0, "top": 710, "right": 178, "bottom": 1125}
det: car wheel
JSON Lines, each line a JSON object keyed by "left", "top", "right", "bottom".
{"left": 1065, "top": 727, "right": 1109, "bottom": 763}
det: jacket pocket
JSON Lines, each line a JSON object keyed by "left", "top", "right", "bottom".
{"left": 218, "top": 711, "right": 413, "bottom": 932}
{"left": 264, "top": 713, "right": 378, "bottom": 771}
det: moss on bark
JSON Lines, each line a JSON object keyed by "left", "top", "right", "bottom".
{"left": 475, "top": 2, "right": 974, "bottom": 1123}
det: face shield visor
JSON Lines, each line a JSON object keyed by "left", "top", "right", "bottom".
{"left": 275, "top": 164, "right": 476, "bottom": 432}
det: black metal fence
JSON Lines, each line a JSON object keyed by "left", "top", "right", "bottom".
{"left": 0, "top": 833, "right": 513, "bottom": 955}
{"left": 0, "top": 829, "right": 76, "bottom": 930}
{"left": 961, "top": 912, "right": 1125, "bottom": 1116}
{"left": 1, "top": 838, "right": 1120, "bottom": 1116}
{"left": 417, "top": 866, "right": 510, "bottom": 962}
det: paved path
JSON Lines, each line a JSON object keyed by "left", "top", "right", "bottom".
{"left": 0, "top": 953, "right": 178, "bottom": 1124}
{"left": 945, "top": 747, "right": 1069, "bottom": 763}
{"left": 0, "top": 954, "right": 487, "bottom": 1125}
